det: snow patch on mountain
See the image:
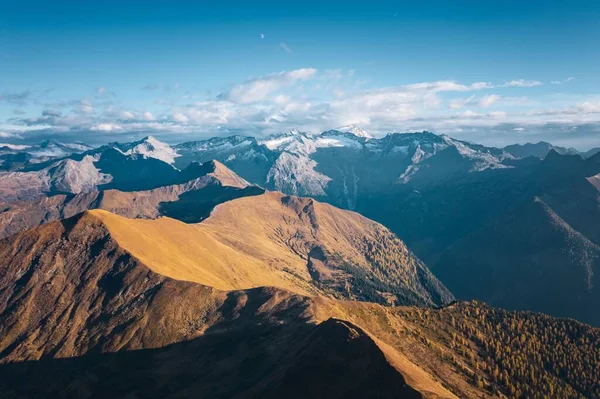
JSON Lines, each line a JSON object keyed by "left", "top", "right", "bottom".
{"left": 0, "top": 154, "right": 111, "bottom": 201}
{"left": 0, "top": 143, "right": 31, "bottom": 151}
{"left": 123, "top": 136, "right": 180, "bottom": 165}
{"left": 50, "top": 155, "right": 113, "bottom": 194}
{"left": 260, "top": 130, "right": 364, "bottom": 195}
{"left": 442, "top": 136, "right": 513, "bottom": 172}
{"left": 336, "top": 125, "right": 373, "bottom": 139}
{"left": 176, "top": 137, "right": 254, "bottom": 153}
{"left": 314, "top": 136, "right": 362, "bottom": 149}
{"left": 266, "top": 152, "right": 331, "bottom": 196}
{"left": 411, "top": 146, "right": 427, "bottom": 163}
{"left": 261, "top": 135, "right": 298, "bottom": 151}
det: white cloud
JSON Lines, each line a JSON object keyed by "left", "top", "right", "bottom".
{"left": 79, "top": 100, "right": 94, "bottom": 114}
{"left": 551, "top": 77, "right": 574, "bottom": 85}
{"left": 528, "top": 101, "right": 600, "bottom": 117}
{"left": 260, "top": 33, "right": 265, "bottom": 39}
{"left": 120, "top": 111, "right": 135, "bottom": 120}
{"left": 460, "top": 110, "right": 480, "bottom": 117}
{"left": 91, "top": 123, "right": 122, "bottom": 132}
{"left": 405, "top": 80, "right": 493, "bottom": 92}
{"left": 449, "top": 95, "right": 476, "bottom": 109}
{"left": 7, "top": 72, "right": 599, "bottom": 148}
{"left": 219, "top": 68, "right": 317, "bottom": 104}
{"left": 0, "top": 131, "right": 23, "bottom": 139}
{"left": 172, "top": 113, "right": 189, "bottom": 123}
{"left": 578, "top": 101, "right": 600, "bottom": 113}
{"left": 273, "top": 94, "right": 290, "bottom": 105}
{"left": 478, "top": 94, "right": 501, "bottom": 108}
{"left": 142, "top": 111, "right": 156, "bottom": 121}
{"left": 499, "top": 79, "right": 542, "bottom": 88}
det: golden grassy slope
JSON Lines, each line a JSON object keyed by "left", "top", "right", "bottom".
{"left": 93, "top": 208, "right": 317, "bottom": 295}
{"left": 93, "top": 191, "right": 452, "bottom": 306}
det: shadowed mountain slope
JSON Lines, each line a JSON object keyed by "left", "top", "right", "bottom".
{"left": 432, "top": 196, "right": 600, "bottom": 326}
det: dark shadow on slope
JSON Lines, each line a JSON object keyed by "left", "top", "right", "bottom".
{"left": 0, "top": 316, "right": 421, "bottom": 399}
{"left": 159, "top": 185, "right": 265, "bottom": 223}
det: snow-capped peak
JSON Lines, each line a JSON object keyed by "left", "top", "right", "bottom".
{"left": 124, "top": 136, "right": 180, "bottom": 165}
{"left": 0, "top": 143, "right": 31, "bottom": 151}
{"left": 336, "top": 125, "right": 373, "bottom": 139}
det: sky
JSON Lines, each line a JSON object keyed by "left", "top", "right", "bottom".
{"left": 1, "top": 0, "right": 599, "bottom": 149}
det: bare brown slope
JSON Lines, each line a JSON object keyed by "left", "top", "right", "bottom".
{"left": 95, "top": 192, "right": 452, "bottom": 306}
{"left": 0, "top": 160, "right": 260, "bottom": 239}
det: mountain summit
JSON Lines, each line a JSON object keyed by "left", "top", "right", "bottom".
{"left": 114, "top": 135, "right": 180, "bottom": 165}
{"left": 336, "top": 125, "right": 373, "bottom": 138}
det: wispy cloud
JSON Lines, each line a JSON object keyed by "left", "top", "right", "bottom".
{"left": 478, "top": 94, "right": 501, "bottom": 108}
{"left": 448, "top": 95, "right": 476, "bottom": 109}
{"left": 0, "top": 91, "right": 32, "bottom": 105}
{"left": 142, "top": 83, "right": 160, "bottom": 91}
{"left": 79, "top": 100, "right": 94, "bottom": 114}
{"left": 528, "top": 101, "right": 600, "bottom": 116}
{"left": 499, "top": 79, "right": 542, "bottom": 88}
{"left": 551, "top": 77, "right": 575, "bottom": 85}
{"left": 218, "top": 68, "right": 317, "bottom": 104}
{"left": 279, "top": 42, "right": 293, "bottom": 54}
{"left": 0, "top": 131, "right": 23, "bottom": 139}
{"left": 91, "top": 123, "right": 123, "bottom": 132}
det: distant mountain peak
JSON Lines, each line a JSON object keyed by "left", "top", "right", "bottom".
{"left": 140, "top": 135, "right": 162, "bottom": 145}
{"left": 122, "top": 135, "right": 180, "bottom": 165}
{"left": 504, "top": 141, "right": 581, "bottom": 159}
{"left": 39, "top": 138, "right": 60, "bottom": 148}
{"left": 336, "top": 125, "right": 373, "bottom": 139}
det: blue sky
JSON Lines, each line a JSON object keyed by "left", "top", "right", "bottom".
{"left": 1, "top": 0, "right": 599, "bottom": 148}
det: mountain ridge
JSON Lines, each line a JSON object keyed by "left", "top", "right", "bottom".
{"left": 0, "top": 206, "right": 598, "bottom": 398}
{"left": 0, "top": 160, "right": 261, "bottom": 239}
{"left": 89, "top": 190, "right": 453, "bottom": 306}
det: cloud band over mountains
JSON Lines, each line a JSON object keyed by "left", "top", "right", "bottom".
{"left": 1, "top": 68, "right": 598, "bottom": 148}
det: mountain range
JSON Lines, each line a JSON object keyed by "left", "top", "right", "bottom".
{"left": 2, "top": 132, "right": 600, "bottom": 324}
{"left": 0, "top": 139, "right": 92, "bottom": 171}
{"left": 1, "top": 130, "right": 600, "bottom": 397}
{"left": 504, "top": 141, "right": 600, "bottom": 159}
